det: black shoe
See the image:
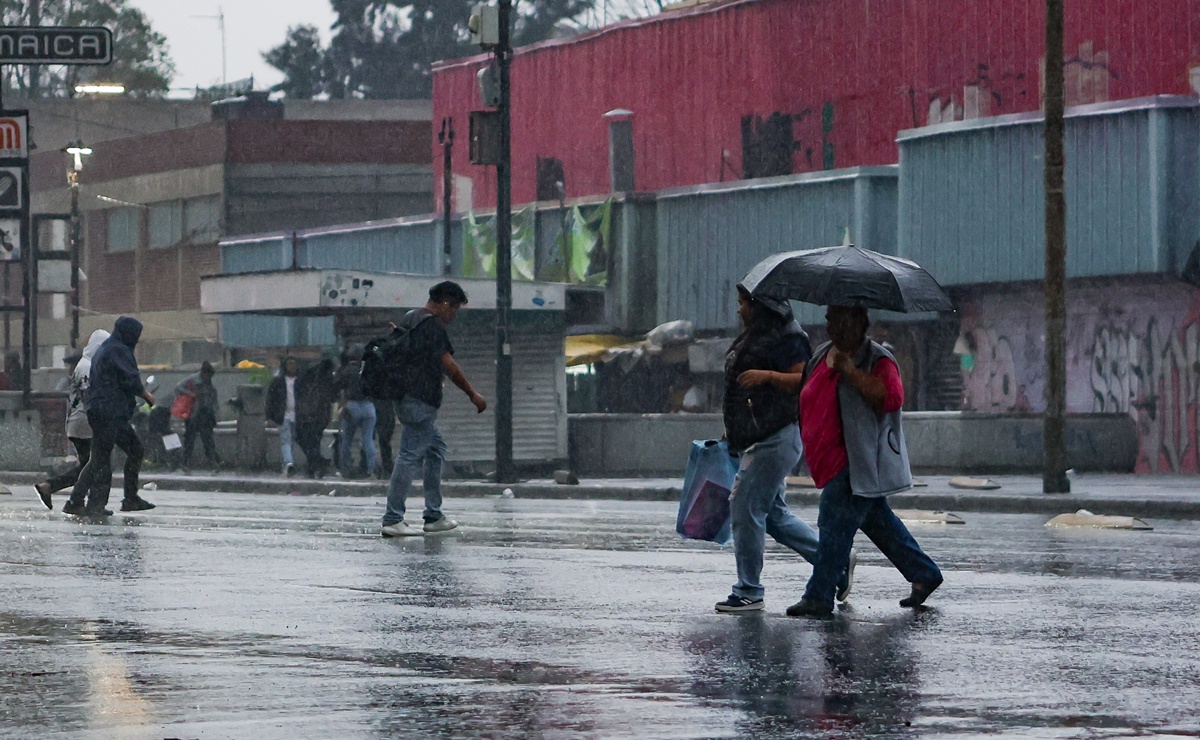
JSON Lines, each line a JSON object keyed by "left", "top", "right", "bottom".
{"left": 35, "top": 482, "right": 53, "bottom": 511}
{"left": 837, "top": 548, "right": 857, "bottom": 602}
{"left": 121, "top": 497, "right": 156, "bottom": 512}
{"left": 785, "top": 597, "right": 834, "bottom": 618}
{"left": 714, "top": 595, "right": 764, "bottom": 613}
{"left": 900, "top": 578, "right": 943, "bottom": 608}
{"left": 62, "top": 500, "right": 87, "bottom": 516}
{"left": 83, "top": 507, "right": 113, "bottom": 517}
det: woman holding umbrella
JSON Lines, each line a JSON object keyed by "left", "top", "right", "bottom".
{"left": 785, "top": 305, "right": 943, "bottom": 616}
{"left": 715, "top": 287, "right": 852, "bottom": 613}
{"left": 738, "top": 245, "right": 952, "bottom": 615}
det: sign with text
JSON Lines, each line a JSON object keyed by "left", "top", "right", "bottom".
{"left": 0, "top": 115, "right": 27, "bottom": 159}
{"left": 0, "top": 27, "right": 112, "bottom": 65}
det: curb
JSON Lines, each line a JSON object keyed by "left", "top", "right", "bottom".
{"left": 4, "top": 471, "right": 1200, "bottom": 521}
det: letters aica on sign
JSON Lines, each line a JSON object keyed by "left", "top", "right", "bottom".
{"left": 0, "top": 27, "right": 112, "bottom": 65}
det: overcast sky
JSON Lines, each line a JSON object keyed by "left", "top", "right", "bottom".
{"left": 126, "top": 0, "right": 337, "bottom": 94}
{"left": 125, "top": 1, "right": 659, "bottom": 96}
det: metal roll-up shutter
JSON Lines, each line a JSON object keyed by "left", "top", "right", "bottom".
{"left": 436, "top": 311, "right": 566, "bottom": 465}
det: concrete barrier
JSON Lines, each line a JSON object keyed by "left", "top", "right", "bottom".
{"left": 568, "top": 411, "right": 1138, "bottom": 477}
{"left": 904, "top": 411, "right": 1138, "bottom": 474}
{"left": 0, "top": 392, "right": 42, "bottom": 471}
{"left": 569, "top": 413, "right": 724, "bottom": 476}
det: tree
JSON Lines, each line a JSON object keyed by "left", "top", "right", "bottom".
{"left": 265, "top": 0, "right": 595, "bottom": 100}
{"left": 263, "top": 25, "right": 328, "bottom": 100}
{"left": 0, "top": 0, "right": 175, "bottom": 98}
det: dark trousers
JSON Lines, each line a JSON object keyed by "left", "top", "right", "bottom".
{"left": 182, "top": 413, "right": 220, "bottom": 467}
{"left": 45, "top": 437, "right": 92, "bottom": 493}
{"left": 802, "top": 468, "right": 942, "bottom": 608}
{"left": 294, "top": 418, "right": 328, "bottom": 476}
{"left": 69, "top": 412, "right": 143, "bottom": 511}
{"left": 373, "top": 399, "right": 395, "bottom": 477}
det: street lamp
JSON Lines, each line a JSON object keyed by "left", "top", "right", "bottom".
{"left": 63, "top": 140, "right": 91, "bottom": 351}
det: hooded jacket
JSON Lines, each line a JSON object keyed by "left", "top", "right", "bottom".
{"left": 87, "top": 316, "right": 146, "bottom": 421}
{"left": 65, "top": 329, "right": 110, "bottom": 439}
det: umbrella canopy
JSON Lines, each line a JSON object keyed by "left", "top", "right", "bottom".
{"left": 739, "top": 246, "right": 954, "bottom": 313}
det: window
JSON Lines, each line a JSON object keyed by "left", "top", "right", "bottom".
{"left": 148, "top": 201, "right": 183, "bottom": 248}
{"left": 183, "top": 195, "right": 220, "bottom": 243}
{"left": 106, "top": 207, "right": 138, "bottom": 252}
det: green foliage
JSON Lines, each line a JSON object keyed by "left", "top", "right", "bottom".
{"left": 0, "top": 0, "right": 174, "bottom": 98}
{"left": 265, "top": 0, "right": 594, "bottom": 100}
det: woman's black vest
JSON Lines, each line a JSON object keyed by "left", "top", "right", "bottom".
{"left": 723, "top": 320, "right": 809, "bottom": 451}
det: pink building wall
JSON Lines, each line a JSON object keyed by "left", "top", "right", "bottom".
{"left": 958, "top": 279, "right": 1200, "bottom": 473}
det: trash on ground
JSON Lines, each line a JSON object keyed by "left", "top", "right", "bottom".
{"left": 911, "top": 478, "right": 929, "bottom": 487}
{"left": 1046, "top": 509, "right": 1152, "bottom": 530}
{"left": 948, "top": 476, "right": 1001, "bottom": 490}
{"left": 141, "top": 481, "right": 158, "bottom": 491}
{"left": 893, "top": 509, "right": 965, "bottom": 525}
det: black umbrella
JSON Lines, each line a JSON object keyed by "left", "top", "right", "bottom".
{"left": 739, "top": 245, "right": 954, "bottom": 313}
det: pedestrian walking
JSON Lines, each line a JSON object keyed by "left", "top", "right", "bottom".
{"left": 63, "top": 316, "right": 157, "bottom": 516}
{"left": 334, "top": 347, "right": 376, "bottom": 479}
{"left": 266, "top": 356, "right": 300, "bottom": 477}
{"left": 381, "top": 281, "right": 487, "bottom": 537}
{"left": 33, "top": 331, "right": 108, "bottom": 510}
{"left": 295, "top": 357, "right": 336, "bottom": 478}
{"left": 786, "top": 306, "right": 943, "bottom": 617}
{"left": 715, "top": 287, "right": 853, "bottom": 613}
{"left": 175, "top": 361, "right": 223, "bottom": 471}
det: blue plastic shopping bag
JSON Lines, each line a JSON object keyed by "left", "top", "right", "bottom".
{"left": 676, "top": 439, "right": 738, "bottom": 544}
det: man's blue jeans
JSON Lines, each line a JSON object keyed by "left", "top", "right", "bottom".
{"left": 382, "top": 398, "right": 447, "bottom": 525}
{"left": 731, "top": 424, "right": 820, "bottom": 601}
{"left": 802, "top": 468, "right": 942, "bottom": 609}
{"left": 279, "top": 418, "right": 296, "bottom": 467}
{"left": 340, "top": 399, "right": 377, "bottom": 476}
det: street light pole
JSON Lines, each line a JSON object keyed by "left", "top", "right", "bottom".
{"left": 1043, "top": 0, "right": 1070, "bottom": 493}
{"left": 65, "top": 141, "right": 91, "bottom": 352}
{"left": 494, "top": 0, "right": 516, "bottom": 483}
{"left": 439, "top": 117, "right": 454, "bottom": 275}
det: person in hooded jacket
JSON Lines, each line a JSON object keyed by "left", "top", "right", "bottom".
{"left": 33, "top": 330, "right": 110, "bottom": 510}
{"left": 715, "top": 287, "right": 853, "bottom": 613}
{"left": 63, "top": 316, "right": 157, "bottom": 515}
{"left": 294, "top": 358, "right": 336, "bottom": 478}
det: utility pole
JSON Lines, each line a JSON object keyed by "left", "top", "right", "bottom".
{"left": 439, "top": 117, "right": 454, "bottom": 275}
{"left": 1043, "top": 0, "right": 1069, "bottom": 493}
{"left": 494, "top": 0, "right": 516, "bottom": 483}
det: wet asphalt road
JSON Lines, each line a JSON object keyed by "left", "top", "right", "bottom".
{"left": 1, "top": 489, "right": 1199, "bottom": 739}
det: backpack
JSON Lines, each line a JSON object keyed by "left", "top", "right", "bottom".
{"left": 360, "top": 310, "right": 434, "bottom": 401}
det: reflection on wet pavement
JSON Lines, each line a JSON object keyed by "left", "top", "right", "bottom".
{"left": 1, "top": 491, "right": 1199, "bottom": 737}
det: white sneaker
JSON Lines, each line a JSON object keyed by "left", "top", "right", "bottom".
{"left": 423, "top": 517, "right": 458, "bottom": 533}
{"left": 381, "top": 521, "right": 423, "bottom": 537}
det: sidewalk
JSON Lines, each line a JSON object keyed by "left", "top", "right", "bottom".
{"left": 4, "top": 469, "right": 1200, "bottom": 520}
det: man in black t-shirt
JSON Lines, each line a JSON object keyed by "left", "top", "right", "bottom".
{"left": 381, "top": 281, "right": 488, "bottom": 537}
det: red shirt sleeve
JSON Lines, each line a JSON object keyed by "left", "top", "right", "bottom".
{"left": 872, "top": 358, "right": 905, "bottom": 413}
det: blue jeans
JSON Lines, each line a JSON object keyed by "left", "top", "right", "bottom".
{"left": 340, "top": 400, "right": 377, "bottom": 475}
{"left": 279, "top": 418, "right": 296, "bottom": 467}
{"left": 802, "top": 468, "right": 942, "bottom": 608}
{"left": 382, "top": 398, "right": 447, "bottom": 525}
{"left": 730, "top": 424, "right": 820, "bottom": 601}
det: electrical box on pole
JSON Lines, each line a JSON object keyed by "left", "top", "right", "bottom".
{"left": 469, "top": 4, "right": 500, "bottom": 48}
{"left": 477, "top": 63, "right": 501, "bottom": 108}
{"left": 469, "top": 111, "right": 502, "bottom": 166}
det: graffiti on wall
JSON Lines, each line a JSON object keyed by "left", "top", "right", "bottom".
{"left": 960, "top": 285, "right": 1200, "bottom": 473}
{"left": 960, "top": 326, "right": 1038, "bottom": 414}
{"left": 1088, "top": 316, "right": 1200, "bottom": 473}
